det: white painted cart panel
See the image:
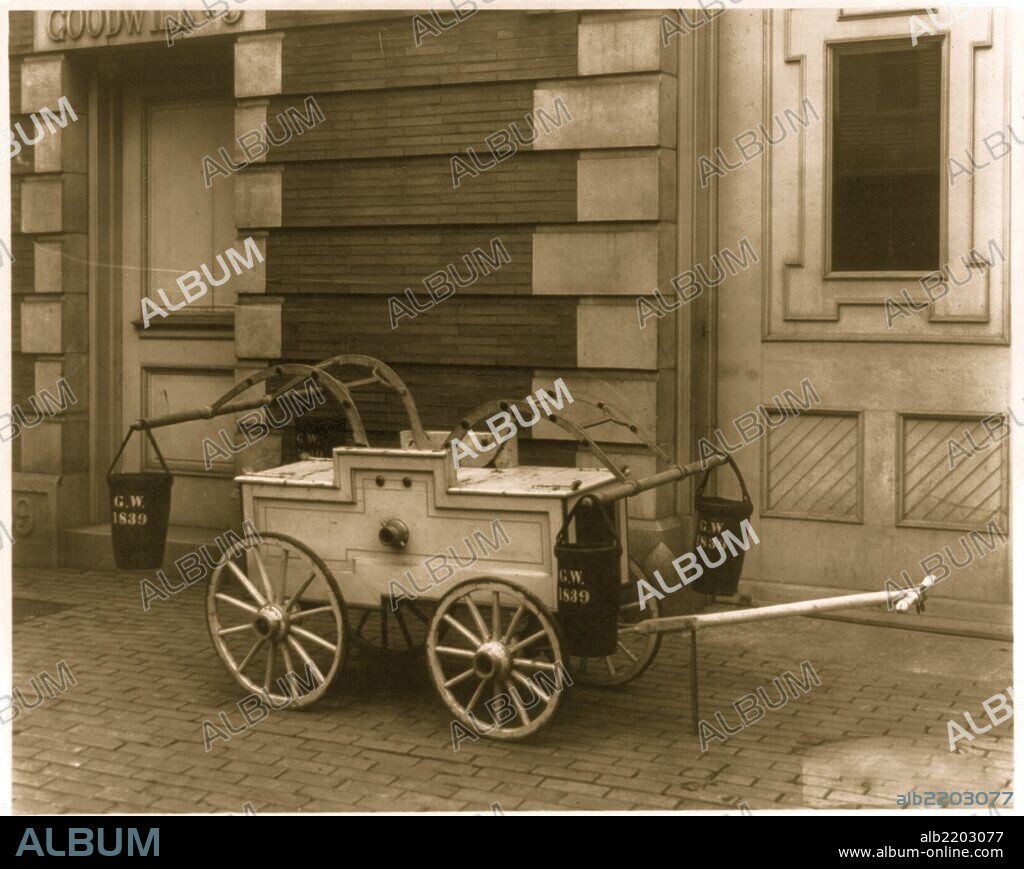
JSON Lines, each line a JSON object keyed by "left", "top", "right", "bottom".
{"left": 236, "top": 447, "right": 625, "bottom": 609}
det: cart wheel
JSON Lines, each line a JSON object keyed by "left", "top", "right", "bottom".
{"left": 426, "top": 578, "right": 566, "bottom": 741}
{"left": 568, "top": 557, "right": 662, "bottom": 687}
{"left": 207, "top": 531, "right": 347, "bottom": 709}
{"left": 350, "top": 599, "right": 434, "bottom": 658}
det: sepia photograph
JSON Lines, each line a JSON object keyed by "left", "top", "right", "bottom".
{"left": 0, "top": 0, "right": 1020, "bottom": 847}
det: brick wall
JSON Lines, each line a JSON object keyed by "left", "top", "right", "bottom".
{"left": 267, "top": 81, "right": 537, "bottom": 161}
{"left": 280, "top": 154, "right": 575, "bottom": 227}
{"left": 253, "top": 10, "right": 584, "bottom": 456}
{"left": 277, "top": 12, "right": 577, "bottom": 94}
{"left": 229, "top": 9, "right": 681, "bottom": 524}
{"left": 267, "top": 226, "right": 533, "bottom": 296}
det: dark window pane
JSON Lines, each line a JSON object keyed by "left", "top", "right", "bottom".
{"left": 831, "top": 41, "right": 941, "bottom": 271}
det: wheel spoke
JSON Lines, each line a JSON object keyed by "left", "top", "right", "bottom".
{"left": 511, "top": 669, "right": 549, "bottom": 703}
{"left": 510, "top": 628, "right": 548, "bottom": 653}
{"left": 286, "top": 636, "right": 325, "bottom": 685}
{"left": 604, "top": 656, "right": 617, "bottom": 676}
{"left": 464, "top": 597, "right": 490, "bottom": 641}
{"left": 444, "top": 668, "right": 476, "bottom": 689}
{"left": 280, "top": 547, "right": 290, "bottom": 604}
{"left": 237, "top": 638, "right": 266, "bottom": 674}
{"left": 436, "top": 645, "right": 475, "bottom": 660}
{"left": 226, "top": 561, "right": 267, "bottom": 606}
{"left": 503, "top": 679, "right": 530, "bottom": 726}
{"left": 501, "top": 605, "right": 525, "bottom": 644}
{"left": 617, "top": 641, "right": 639, "bottom": 663}
{"left": 491, "top": 591, "right": 501, "bottom": 640}
{"left": 443, "top": 613, "right": 482, "bottom": 646}
{"left": 512, "top": 657, "right": 557, "bottom": 672}
{"left": 465, "top": 678, "right": 488, "bottom": 715}
{"left": 281, "top": 644, "right": 297, "bottom": 699}
{"left": 291, "top": 624, "right": 338, "bottom": 654}
{"left": 215, "top": 592, "right": 259, "bottom": 615}
{"left": 289, "top": 605, "right": 334, "bottom": 621}
{"left": 284, "top": 572, "right": 318, "bottom": 613}
{"left": 264, "top": 641, "right": 276, "bottom": 691}
{"left": 217, "top": 623, "right": 253, "bottom": 636}
{"left": 251, "top": 546, "right": 275, "bottom": 603}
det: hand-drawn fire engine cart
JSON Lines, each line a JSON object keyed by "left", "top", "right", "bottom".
{"left": 114, "top": 355, "right": 938, "bottom": 740}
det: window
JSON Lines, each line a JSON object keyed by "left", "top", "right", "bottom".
{"left": 830, "top": 39, "right": 942, "bottom": 272}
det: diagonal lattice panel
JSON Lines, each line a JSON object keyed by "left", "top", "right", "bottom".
{"left": 765, "top": 413, "right": 860, "bottom": 520}
{"left": 901, "top": 416, "right": 1005, "bottom": 529}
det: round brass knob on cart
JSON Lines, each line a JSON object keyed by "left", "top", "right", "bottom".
{"left": 378, "top": 519, "right": 409, "bottom": 550}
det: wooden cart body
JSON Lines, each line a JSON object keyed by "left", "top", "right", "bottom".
{"left": 236, "top": 446, "right": 626, "bottom": 611}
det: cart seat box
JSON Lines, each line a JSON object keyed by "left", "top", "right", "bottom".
{"left": 234, "top": 447, "right": 624, "bottom": 608}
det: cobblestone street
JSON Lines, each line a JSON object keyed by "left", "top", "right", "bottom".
{"left": 8, "top": 567, "right": 1012, "bottom": 813}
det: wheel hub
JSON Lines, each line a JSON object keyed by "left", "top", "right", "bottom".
{"left": 473, "top": 641, "right": 512, "bottom": 680}
{"left": 253, "top": 604, "right": 288, "bottom": 641}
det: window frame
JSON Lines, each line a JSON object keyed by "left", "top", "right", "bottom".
{"left": 823, "top": 34, "right": 948, "bottom": 281}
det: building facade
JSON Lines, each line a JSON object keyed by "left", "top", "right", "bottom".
{"left": 6, "top": 7, "right": 1014, "bottom": 633}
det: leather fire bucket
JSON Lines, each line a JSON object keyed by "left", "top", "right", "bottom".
{"left": 690, "top": 453, "right": 754, "bottom": 597}
{"left": 554, "top": 501, "right": 622, "bottom": 657}
{"left": 107, "top": 428, "right": 174, "bottom": 570}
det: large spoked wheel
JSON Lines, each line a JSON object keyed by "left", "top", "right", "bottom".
{"left": 568, "top": 557, "right": 662, "bottom": 687}
{"left": 207, "top": 531, "right": 347, "bottom": 709}
{"left": 426, "top": 578, "right": 566, "bottom": 741}
{"left": 350, "top": 599, "right": 434, "bottom": 658}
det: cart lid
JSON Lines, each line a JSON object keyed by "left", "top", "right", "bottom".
{"left": 449, "top": 465, "right": 617, "bottom": 497}
{"left": 237, "top": 458, "right": 618, "bottom": 498}
{"left": 236, "top": 459, "right": 336, "bottom": 487}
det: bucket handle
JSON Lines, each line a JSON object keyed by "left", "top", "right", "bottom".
{"left": 556, "top": 498, "right": 619, "bottom": 548}
{"left": 107, "top": 427, "right": 172, "bottom": 482}
{"left": 694, "top": 449, "right": 752, "bottom": 505}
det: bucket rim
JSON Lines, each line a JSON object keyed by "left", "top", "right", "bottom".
{"left": 107, "top": 472, "right": 174, "bottom": 485}
{"left": 555, "top": 541, "right": 623, "bottom": 555}
{"left": 695, "top": 495, "right": 752, "bottom": 513}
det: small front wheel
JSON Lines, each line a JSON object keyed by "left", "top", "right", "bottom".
{"left": 426, "top": 578, "right": 567, "bottom": 740}
{"left": 207, "top": 531, "right": 348, "bottom": 709}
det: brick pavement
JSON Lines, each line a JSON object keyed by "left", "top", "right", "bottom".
{"left": 9, "top": 566, "right": 1013, "bottom": 813}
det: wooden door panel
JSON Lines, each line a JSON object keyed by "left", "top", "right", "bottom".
{"left": 142, "top": 368, "right": 237, "bottom": 475}
{"left": 147, "top": 102, "right": 238, "bottom": 310}
{"left": 122, "top": 93, "right": 238, "bottom": 530}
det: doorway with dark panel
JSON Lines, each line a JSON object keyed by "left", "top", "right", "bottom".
{"left": 69, "top": 43, "right": 241, "bottom": 567}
